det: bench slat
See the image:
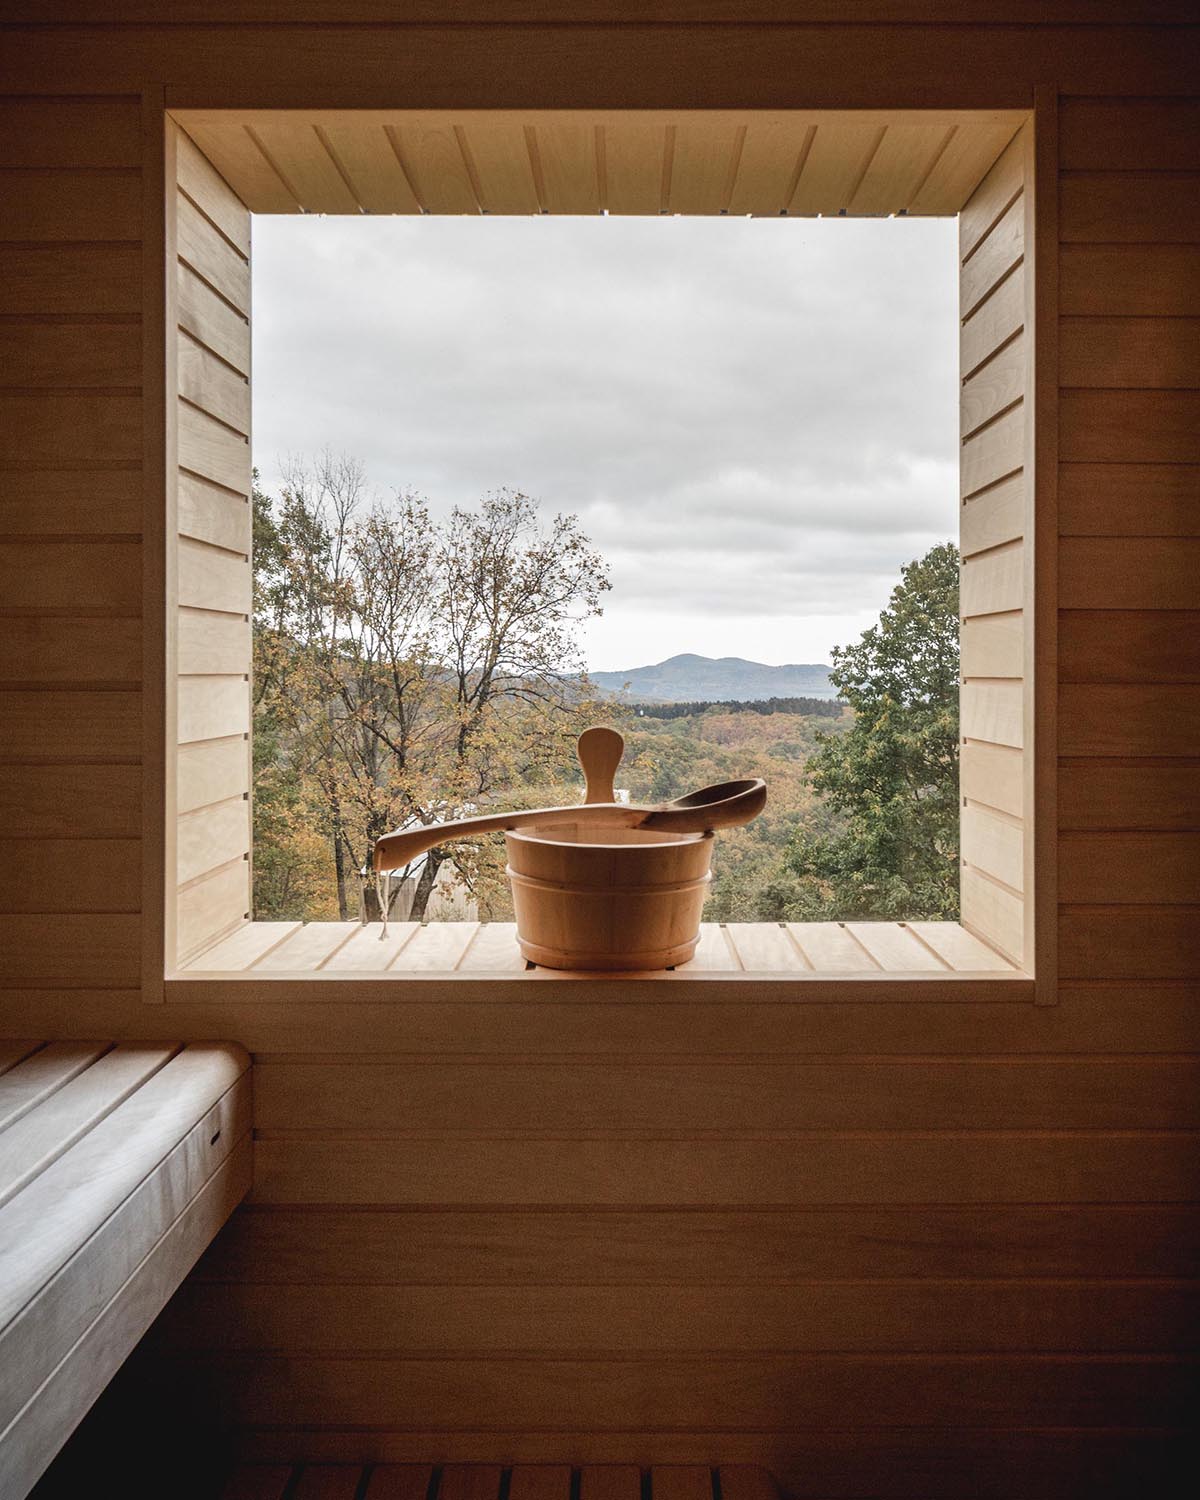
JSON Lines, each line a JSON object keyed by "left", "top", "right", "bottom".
{"left": 0, "top": 1144, "right": 250, "bottom": 1500}
{"left": 0, "top": 1042, "right": 250, "bottom": 1332}
{"left": 0, "top": 1042, "right": 41, "bottom": 1079}
{"left": 0, "top": 1042, "right": 111, "bottom": 1134}
{"left": 0, "top": 1086, "right": 250, "bottom": 1433}
{"left": 0, "top": 1044, "right": 178, "bottom": 1208}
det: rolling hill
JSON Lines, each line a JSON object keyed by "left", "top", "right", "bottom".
{"left": 590, "top": 653, "right": 834, "bottom": 703}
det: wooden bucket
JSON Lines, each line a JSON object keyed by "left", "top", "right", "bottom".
{"left": 505, "top": 822, "right": 714, "bottom": 971}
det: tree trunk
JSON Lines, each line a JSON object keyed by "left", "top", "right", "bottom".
{"left": 408, "top": 849, "right": 444, "bottom": 922}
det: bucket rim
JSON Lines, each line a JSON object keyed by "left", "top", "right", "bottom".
{"left": 505, "top": 824, "right": 714, "bottom": 851}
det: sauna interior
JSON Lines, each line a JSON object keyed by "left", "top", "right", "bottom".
{"left": 0, "top": 4, "right": 1197, "bottom": 1499}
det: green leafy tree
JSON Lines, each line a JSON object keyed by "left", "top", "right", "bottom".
{"left": 779, "top": 542, "right": 960, "bottom": 921}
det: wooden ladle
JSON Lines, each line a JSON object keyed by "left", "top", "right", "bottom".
{"left": 372, "top": 725, "right": 766, "bottom": 872}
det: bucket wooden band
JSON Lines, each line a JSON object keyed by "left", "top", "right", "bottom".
{"left": 505, "top": 867, "right": 713, "bottom": 898}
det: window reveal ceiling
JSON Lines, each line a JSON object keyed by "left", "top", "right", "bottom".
{"left": 170, "top": 110, "right": 1025, "bottom": 217}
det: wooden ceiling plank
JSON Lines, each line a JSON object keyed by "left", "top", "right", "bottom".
{"left": 393, "top": 122, "right": 480, "bottom": 214}
{"left": 602, "top": 121, "right": 666, "bottom": 216}
{"left": 787, "top": 122, "right": 885, "bottom": 216}
{"left": 247, "top": 120, "right": 361, "bottom": 214}
{"left": 668, "top": 119, "right": 744, "bottom": 215}
{"left": 533, "top": 121, "right": 600, "bottom": 215}
{"left": 850, "top": 123, "right": 951, "bottom": 216}
{"left": 182, "top": 122, "right": 299, "bottom": 214}
{"left": 727, "top": 121, "right": 811, "bottom": 217}
{"left": 457, "top": 119, "right": 540, "bottom": 215}
{"left": 910, "top": 118, "right": 1024, "bottom": 216}
{"left": 316, "top": 123, "right": 421, "bottom": 214}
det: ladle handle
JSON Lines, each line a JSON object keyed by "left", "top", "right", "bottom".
{"left": 577, "top": 725, "right": 624, "bottom": 804}
{"left": 372, "top": 802, "right": 639, "bottom": 873}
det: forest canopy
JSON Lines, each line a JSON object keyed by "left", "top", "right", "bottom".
{"left": 251, "top": 456, "right": 960, "bottom": 925}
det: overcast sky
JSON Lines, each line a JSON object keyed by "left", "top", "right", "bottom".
{"left": 253, "top": 213, "right": 958, "bottom": 672}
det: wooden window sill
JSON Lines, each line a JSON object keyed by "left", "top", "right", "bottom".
{"left": 171, "top": 920, "right": 1028, "bottom": 995}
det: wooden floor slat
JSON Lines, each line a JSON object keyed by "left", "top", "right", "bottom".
{"left": 185, "top": 920, "right": 1017, "bottom": 975}
{"left": 292, "top": 1465, "right": 364, "bottom": 1500}
{"left": 214, "top": 1467, "right": 777, "bottom": 1500}
{"left": 219, "top": 1466, "right": 295, "bottom": 1499}
{"left": 580, "top": 1468, "right": 642, "bottom": 1500}
{"left": 365, "top": 1465, "right": 435, "bottom": 1500}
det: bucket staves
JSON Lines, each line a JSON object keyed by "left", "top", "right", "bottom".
{"left": 506, "top": 824, "right": 714, "bottom": 971}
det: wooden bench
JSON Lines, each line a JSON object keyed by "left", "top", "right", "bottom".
{"left": 0, "top": 1040, "right": 252, "bottom": 1500}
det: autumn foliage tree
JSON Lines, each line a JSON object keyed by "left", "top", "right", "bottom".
{"left": 252, "top": 453, "right": 611, "bottom": 921}
{"left": 774, "top": 541, "right": 960, "bottom": 921}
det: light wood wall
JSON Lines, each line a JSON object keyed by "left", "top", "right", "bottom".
{"left": 0, "top": 18, "right": 1197, "bottom": 1500}
{"left": 958, "top": 125, "right": 1033, "bottom": 968}
{"left": 170, "top": 127, "right": 253, "bottom": 966}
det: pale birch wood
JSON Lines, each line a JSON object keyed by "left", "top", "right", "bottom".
{"left": 844, "top": 923, "right": 950, "bottom": 973}
{"left": 907, "top": 922, "right": 1015, "bottom": 973}
{"left": 390, "top": 922, "right": 481, "bottom": 972}
{"left": 725, "top": 923, "right": 809, "bottom": 971}
{"left": 253, "top": 921, "right": 360, "bottom": 971}
{"left": 0, "top": 1044, "right": 178, "bottom": 1208}
{"left": 189, "top": 920, "right": 300, "bottom": 971}
{"left": 787, "top": 921, "right": 879, "bottom": 972}
{"left": 0, "top": 1041, "right": 109, "bottom": 1133}
{"left": 320, "top": 922, "right": 420, "bottom": 972}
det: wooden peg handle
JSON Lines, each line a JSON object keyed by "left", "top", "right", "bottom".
{"left": 577, "top": 725, "right": 625, "bottom": 804}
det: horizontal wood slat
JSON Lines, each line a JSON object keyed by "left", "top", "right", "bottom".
{"left": 1058, "top": 463, "right": 1198, "bottom": 538}
{"left": 177, "top": 471, "right": 252, "bottom": 553}
{"left": 0, "top": 245, "right": 141, "bottom": 317}
{"left": 197, "top": 1202, "right": 1200, "bottom": 1287}
{"left": 1060, "top": 244, "right": 1200, "bottom": 317}
{"left": 0, "top": 539, "right": 140, "bottom": 615}
{"left": 0, "top": 470, "right": 142, "bottom": 539}
{"left": 0, "top": 689, "right": 140, "bottom": 760}
{"left": 1060, "top": 390, "right": 1200, "bottom": 466}
{"left": 177, "top": 400, "right": 251, "bottom": 495}
{"left": 1060, "top": 538, "right": 1200, "bottom": 611}
{"left": 190, "top": 1352, "right": 1197, "bottom": 1430}
{"left": 164, "top": 1278, "right": 1200, "bottom": 1355}
{"left": 1060, "top": 906, "right": 1200, "bottom": 980}
{"left": 1058, "top": 763, "right": 1200, "bottom": 833}
{"left": 177, "top": 675, "right": 250, "bottom": 745}
{"left": 0, "top": 168, "right": 140, "bottom": 242}
{"left": 1059, "top": 684, "right": 1200, "bottom": 757}
{"left": 177, "top": 263, "right": 251, "bottom": 375}
{"left": 176, "top": 737, "right": 250, "bottom": 817}
{"left": 0, "top": 323, "right": 141, "bottom": 391}
{"left": 249, "top": 1131, "right": 1195, "bottom": 1207}
{"left": 0, "top": 838, "right": 139, "bottom": 914}
{"left": 176, "top": 798, "right": 249, "bottom": 887}
{"left": 1060, "top": 610, "right": 1200, "bottom": 684}
{"left": 178, "top": 536, "right": 250, "bottom": 614}
{"left": 0, "top": 393, "right": 141, "bottom": 468}
{"left": 1060, "top": 317, "right": 1200, "bottom": 390}
{"left": 176, "top": 860, "right": 250, "bottom": 962}
{"left": 251, "top": 1056, "right": 1199, "bottom": 1134}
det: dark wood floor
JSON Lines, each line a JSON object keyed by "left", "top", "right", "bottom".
{"left": 220, "top": 1464, "right": 779, "bottom": 1500}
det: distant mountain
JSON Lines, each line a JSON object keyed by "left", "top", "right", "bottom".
{"left": 590, "top": 653, "right": 834, "bottom": 703}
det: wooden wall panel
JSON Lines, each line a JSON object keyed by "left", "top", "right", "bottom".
{"left": 957, "top": 122, "right": 1033, "bottom": 968}
{"left": 1, "top": 36, "right": 1198, "bottom": 1500}
{"left": 169, "top": 122, "right": 253, "bottom": 966}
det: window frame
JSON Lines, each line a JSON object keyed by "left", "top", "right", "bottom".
{"left": 148, "top": 100, "right": 1057, "bottom": 1005}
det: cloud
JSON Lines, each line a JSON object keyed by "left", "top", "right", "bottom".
{"left": 252, "top": 212, "right": 958, "bottom": 667}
